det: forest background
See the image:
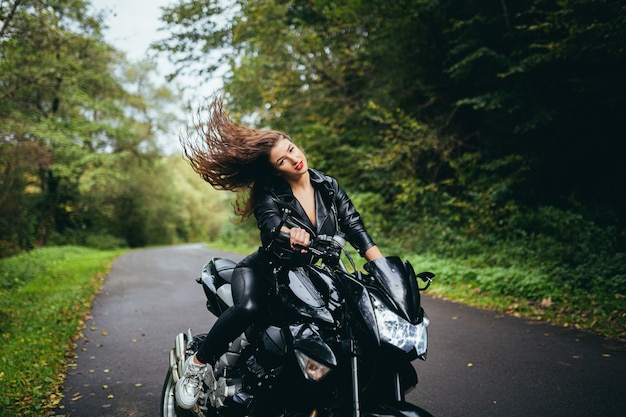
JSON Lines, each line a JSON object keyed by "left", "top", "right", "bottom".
{"left": 1, "top": 0, "right": 625, "bottom": 341}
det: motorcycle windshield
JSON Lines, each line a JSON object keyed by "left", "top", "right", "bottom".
{"left": 364, "top": 256, "right": 421, "bottom": 324}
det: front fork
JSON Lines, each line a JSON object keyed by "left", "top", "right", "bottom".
{"left": 344, "top": 324, "right": 362, "bottom": 417}
{"left": 345, "top": 327, "right": 405, "bottom": 417}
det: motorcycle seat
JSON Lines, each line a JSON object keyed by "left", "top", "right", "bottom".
{"left": 212, "top": 258, "right": 237, "bottom": 284}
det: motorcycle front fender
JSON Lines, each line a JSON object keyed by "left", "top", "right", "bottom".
{"left": 360, "top": 400, "right": 435, "bottom": 417}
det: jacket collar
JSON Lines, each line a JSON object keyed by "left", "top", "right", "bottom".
{"left": 268, "top": 169, "right": 333, "bottom": 199}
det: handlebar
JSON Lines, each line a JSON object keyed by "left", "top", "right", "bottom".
{"left": 273, "top": 209, "right": 354, "bottom": 270}
{"left": 278, "top": 230, "right": 346, "bottom": 255}
{"left": 276, "top": 229, "right": 353, "bottom": 270}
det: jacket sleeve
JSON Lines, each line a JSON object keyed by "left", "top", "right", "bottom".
{"left": 254, "top": 191, "right": 285, "bottom": 252}
{"left": 332, "top": 178, "right": 376, "bottom": 256}
{"left": 254, "top": 190, "right": 313, "bottom": 263}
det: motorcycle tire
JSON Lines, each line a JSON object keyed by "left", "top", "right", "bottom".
{"left": 160, "top": 368, "right": 196, "bottom": 417}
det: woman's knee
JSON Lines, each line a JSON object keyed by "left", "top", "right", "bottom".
{"left": 231, "top": 266, "right": 266, "bottom": 315}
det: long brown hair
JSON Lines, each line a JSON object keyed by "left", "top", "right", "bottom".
{"left": 180, "top": 94, "right": 287, "bottom": 218}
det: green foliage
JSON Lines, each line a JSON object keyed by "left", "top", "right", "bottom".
{"left": 156, "top": 0, "right": 626, "bottom": 340}
{"left": 0, "top": 1, "right": 188, "bottom": 256}
{"left": 0, "top": 250, "right": 47, "bottom": 291}
{"left": 214, "top": 215, "right": 262, "bottom": 251}
{"left": 162, "top": 155, "right": 232, "bottom": 243}
{"left": 0, "top": 246, "right": 125, "bottom": 416}
{"left": 156, "top": 0, "right": 626, "bottom": 224}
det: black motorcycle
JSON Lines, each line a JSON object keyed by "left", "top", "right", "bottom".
{"left": 161, "top": 229, "right": 435, "bottom": 417}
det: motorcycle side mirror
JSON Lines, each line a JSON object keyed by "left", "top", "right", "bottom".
{"left": 416, "top": 271, "right": 435, "bottom": 291}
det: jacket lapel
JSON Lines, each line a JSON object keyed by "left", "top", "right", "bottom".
{"left": 269, "top": 169, "right": 337, "bottom": 235}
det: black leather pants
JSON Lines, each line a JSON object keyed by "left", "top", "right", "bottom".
{"left": 195, "top": 250, "right": 270, "bottom": 364}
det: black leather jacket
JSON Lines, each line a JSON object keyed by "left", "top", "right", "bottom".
{"left": 254, "top": 169, "right": 376, "bottom": 265}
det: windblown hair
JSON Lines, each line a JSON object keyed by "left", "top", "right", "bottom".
{"left": 180, "top": 94, "right": 288, "bottom": 218}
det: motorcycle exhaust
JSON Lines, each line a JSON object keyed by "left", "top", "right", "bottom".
{"left": 169, "top": 348, "right": 179, "bottom": 383}
{"left": 175, "top": 332, "right": 185, "bottom": 359}
{"left": 175, "top": 332, "right": 186, "bottom": 380}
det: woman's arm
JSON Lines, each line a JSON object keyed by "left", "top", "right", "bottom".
{"left": 332, "top": 179, "right": 378, "bottom": 257}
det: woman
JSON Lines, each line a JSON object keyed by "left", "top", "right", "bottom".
{"left": 175, "top": 95, "right": 383, "bottom": 410}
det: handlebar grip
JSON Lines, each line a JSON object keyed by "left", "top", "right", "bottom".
{"left": 278, "top": 230, "right": 291, "bottom": 242}
{"left": 278, "top": 230, "right": 308, "bottom": 250}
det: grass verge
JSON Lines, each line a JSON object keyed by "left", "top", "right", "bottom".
{"left": 0, "top": 246, "right": 127, "bottom": 417}
{"left": 404, "top": 254, "right": 626, "bottom": 342}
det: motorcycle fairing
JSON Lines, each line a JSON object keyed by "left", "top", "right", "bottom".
{"left": 370, "top": 292, "right": 429, "bottom": 358}
{"left": 199, "top": 258, "right": 236, "bottom": 316}
{"left": 261, "top": 325, "right": 288, "bottom": 357}
{"left": 278, "top": 267, "right": 335, "bottom": 323}
{"left": 364, "top": 257, "right": 422, "bottom": 325}
{"left": 306, "top": 265, "right": 342, "bottom": 312}
{"left": 340, "top": 272, "right": 381, "bottom": 345}
{"left": 289, "top": 323, "right": 337, "bottom": 367}
{"left": 339, "top": 267, "right": 428, "bottom": 358}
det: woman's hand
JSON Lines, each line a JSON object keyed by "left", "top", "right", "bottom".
{"left": 289, "top": 227, "right": 311, "bottom": 253}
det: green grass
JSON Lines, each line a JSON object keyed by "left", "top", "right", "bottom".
{"left": 404, "top": 253, "right": 626, "bottom": 341}
{"left": 0, "top": 246, "right": 127, "bottom": 417}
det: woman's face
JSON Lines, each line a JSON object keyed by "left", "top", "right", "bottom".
{"left": 269, "top": 136, "right": 309, "bottom": 180}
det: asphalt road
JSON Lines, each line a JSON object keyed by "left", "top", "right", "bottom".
{"left": 55, "top": 244, "right": 626, "bottom": 417}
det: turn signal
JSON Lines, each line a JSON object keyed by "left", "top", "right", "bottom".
{"left": 294, "top": 350, "right": 332, "bottom": 381}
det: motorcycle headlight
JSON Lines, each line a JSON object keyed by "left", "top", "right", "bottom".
{"left": 294, "top": 350, "right": 333, "bottom": 381}
{"left": 372, "top": 297, "right": 429, "bottom": 357}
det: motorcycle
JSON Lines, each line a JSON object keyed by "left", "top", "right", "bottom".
{"left": 161, "top": 225, "right": 435, "bottom": 417}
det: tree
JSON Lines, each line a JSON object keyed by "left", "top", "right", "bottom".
{"left": 0, "top": 0, "right": 187, "bottom": 255}
{"left": 439, "top": 0, "right": 626, "bottom": 224}
{"left": 155, "top": 0, "right": 626, "bottom": 237}
{"left": 1, "top": 0, "right": 121, "bottom": 252}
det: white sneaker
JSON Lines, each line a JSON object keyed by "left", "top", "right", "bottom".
{"left": 175, "top": 356, "right": 208, "bottom": 409}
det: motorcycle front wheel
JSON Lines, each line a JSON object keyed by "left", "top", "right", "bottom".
{"left": 160, "top": 369, "right": 196, "bottom": 417}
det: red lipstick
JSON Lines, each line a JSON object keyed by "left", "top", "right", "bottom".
{"left": 295, "top": 161, "right": 304, "bottom": 171}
